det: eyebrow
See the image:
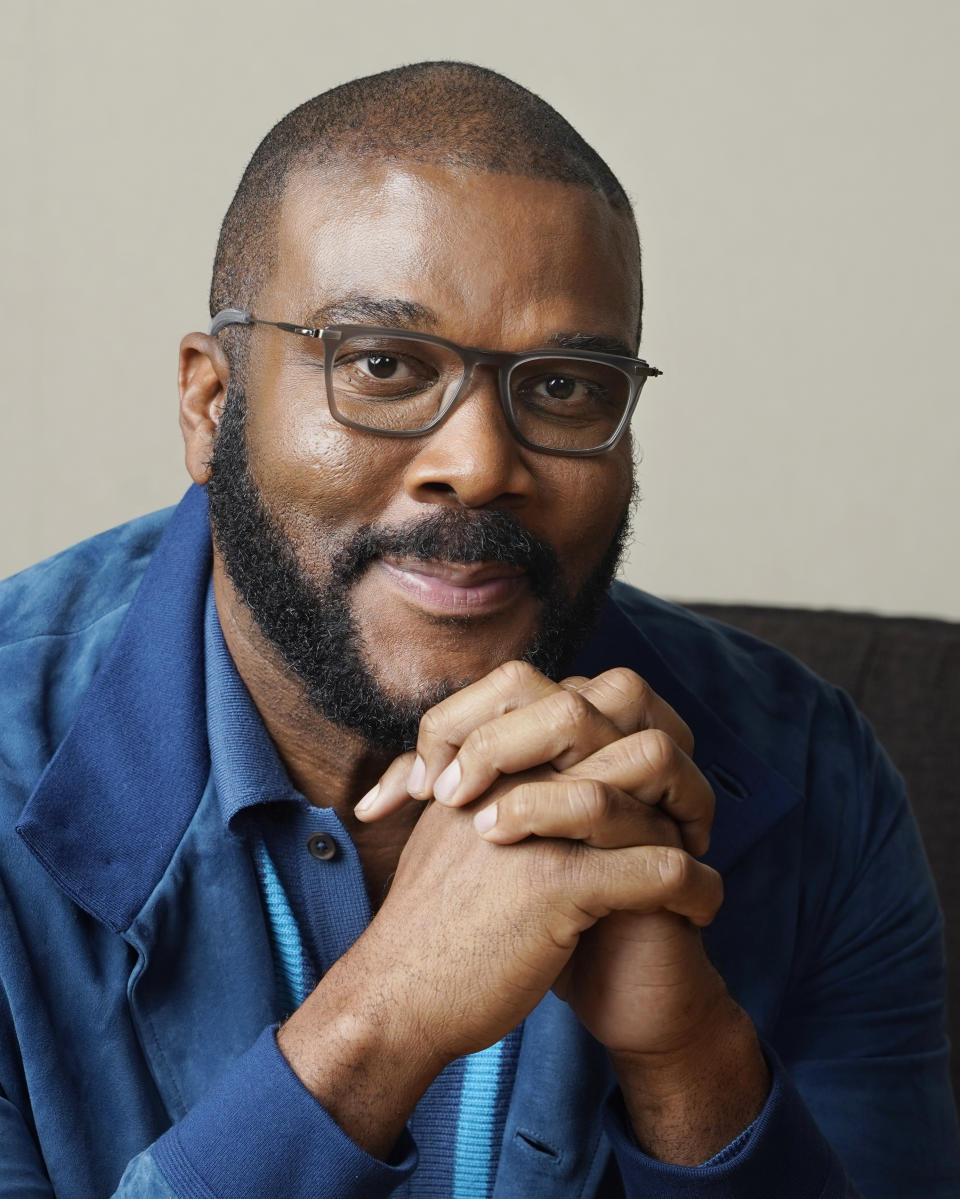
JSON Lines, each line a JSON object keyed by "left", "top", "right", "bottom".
{"left": 305, "top": 296, "right": 636, "bottom": 359}
{"left": 306, "top": 295, "right": 439, "bottom": 330}
{"left": 547, "top": 332, "right": 637, "bottom": 359}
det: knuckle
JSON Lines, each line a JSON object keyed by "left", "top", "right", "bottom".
{"left": 567, "top": 779, "right": 608, "bottom": 832}
{"left": 655, "top": 846, "right": 689, "bottom": 892}
{"left": 461, "top": 721, "right": 496, "bottom": 763}
{"left": 417, "top": 706, "right": 445, "bottom": 742}
{"left": 637, "top": 727, "right": 677, "bottom": 773}
{"left": 509, "top": 781, "right": 539, "bottom": 823}
{"left": 602, "top": 666, "right": 651, "bottom": 706}
{"left": 549, "top": 686, "right": 593, "bottom": 725}
{"left": 494, "top": 659, "right": 540, "bottom": 694}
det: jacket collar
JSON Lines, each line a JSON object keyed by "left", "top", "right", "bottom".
{"left": 17, "top": 484, "right": 213, "bottom": 933}
{"left": 18, "top": 485, "right": 802, "bottom": 932}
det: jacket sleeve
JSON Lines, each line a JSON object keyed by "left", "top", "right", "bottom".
{"left": 602, "top": 1047, "right": 862, "bottom": 1198}
{"left": 603, "top": 691, "right": 960, "bottom": 1198}
{"left": 772, "top": 693, "right": 960, "bottom": 1195}
{"left": 109, "top": 1027, "right": 417, "bottom": 1199}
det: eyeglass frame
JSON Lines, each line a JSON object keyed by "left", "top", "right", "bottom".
{"left": 209, "top": 307, "right": 662, "bottom": 457}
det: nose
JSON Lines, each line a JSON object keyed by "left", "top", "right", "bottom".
{"left": 401, "top": 367, "right": 537, "bottom": 509}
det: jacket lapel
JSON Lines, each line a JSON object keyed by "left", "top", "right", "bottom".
{"left": 17, "top": 484, "right": 214, "bottom": 934}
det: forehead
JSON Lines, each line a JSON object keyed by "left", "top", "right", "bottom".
{"left": 259, "top": 161, "right": 641, "bottom": 349}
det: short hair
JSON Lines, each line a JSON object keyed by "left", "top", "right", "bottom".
{"left": 209, "top": 61, "right": 641, "bottom": 347}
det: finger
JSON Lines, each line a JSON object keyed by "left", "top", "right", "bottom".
{"left": 433, "top": 685, "right": 622, "bottom": 807}
{"left": 579, "top": 843, "right": 724, "bottom": 928}
{"left": 474, "top": 778, "right": 682, "bottom": 850}
{"left": 354, "top": 750, "right": 418, "bottom": 822}
{"left": 568, "top": 668, "right": 694, "bottom": 754}
{"left": 565, "top": 729, "right": 715, "bottom": 856}
{"left": 408, "top": 660, "right": 559, "bottom": 799}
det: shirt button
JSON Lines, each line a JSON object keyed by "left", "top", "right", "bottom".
{"left": 306, "top": 831, "right": 337, "bottom": 861}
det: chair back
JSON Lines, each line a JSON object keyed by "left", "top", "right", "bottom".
{"left": 686, "top": 603, "right": 960, "bottom": 1101}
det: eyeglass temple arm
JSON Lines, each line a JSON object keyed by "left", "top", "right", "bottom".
{"left": 209, "top": 308, "right": 321, "bottom": 339}
{"left": 209, "top": 308, "right": 252, "bottom": 336}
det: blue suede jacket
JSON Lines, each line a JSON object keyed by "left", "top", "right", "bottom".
{"left": 1, "top": 485, "right": 958, "bottom": 1198}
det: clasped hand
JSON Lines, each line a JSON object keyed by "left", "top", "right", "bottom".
{"left": 351, "top": 660, "right": 729, "bottom": 1066}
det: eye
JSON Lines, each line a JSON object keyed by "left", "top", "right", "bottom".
{"left": 509, "top": 358, "right": 629, "bottom": 436}
{"left": 362, "top": 353, "right": 403, "bottom": 379}
{"left": 345, "top": 352, "right": 421, "bottom": 381}
{"left": 523, "top": 374, "right": 600, "bottom": 408}
{"left": 541, "top": 375, "right": 578, "bottom": 401}
{"left": 331, "top": 342, "right": 442, "bottom": 400}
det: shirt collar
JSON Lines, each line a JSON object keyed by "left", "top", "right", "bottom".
{"left": 203, "top": 579, "right": 295, "bottom": 827}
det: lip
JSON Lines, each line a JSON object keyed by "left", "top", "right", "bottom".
{"left": 377, "top": 557, "right": 528, "bottom": 616}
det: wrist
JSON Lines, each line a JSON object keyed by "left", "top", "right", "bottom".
{"left": 277, "top": 957, "right": 450, "bottom": 1160}
{"left": 611, "top": 996, "right": 770, "bottom": 1165}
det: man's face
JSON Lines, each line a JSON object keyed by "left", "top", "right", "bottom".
{"left": 208, "top": 161, "right": 641, "bottom": 749}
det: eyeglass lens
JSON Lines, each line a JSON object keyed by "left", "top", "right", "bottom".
{"left": 327, "top": 333, "right": 633, "bottom": 452}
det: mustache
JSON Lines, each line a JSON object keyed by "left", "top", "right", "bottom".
{"left": 328, "top": 508, "right": 562, "bottom": 601}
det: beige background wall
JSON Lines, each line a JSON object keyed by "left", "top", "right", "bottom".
{"left": 3, "top": 1, "right": 957, "bottom": 618}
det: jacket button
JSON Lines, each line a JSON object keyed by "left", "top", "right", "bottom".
{"left": 306, "top": 832, "right": 337, "bottom": 861}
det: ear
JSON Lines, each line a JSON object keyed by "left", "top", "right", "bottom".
{"left": 179, "top": 332, "right": 231, "bottom": 485}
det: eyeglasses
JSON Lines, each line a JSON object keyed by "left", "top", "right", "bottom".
{"left": 209, "top": 307, "right": 662, "bottom": 457}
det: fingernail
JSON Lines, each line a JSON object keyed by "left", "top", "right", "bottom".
{"left": 433, "top": 758, "right": 461, "bottom": 803}
{"left": 354, "top": 783, "right": 380, "bottom": 816}
{"left": 406, "top": 755, "right": 426, "bottom": 795}
{"left": 473, "top": 804, "right": 498, "bottom": 834}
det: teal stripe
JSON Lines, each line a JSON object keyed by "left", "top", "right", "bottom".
{"left": 255, "top": 840, "right": 308, "bottom": 1009}
{"left": 452, "top": 1039, "right": 504, "bottom": 1199}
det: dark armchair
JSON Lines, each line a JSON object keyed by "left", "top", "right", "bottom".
{"left": 684, "top": 603, "right": 959, "bottom": 1101}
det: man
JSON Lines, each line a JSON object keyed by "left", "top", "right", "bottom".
{"left": 0, "top": 61, "right": 957, "bottom": 1198}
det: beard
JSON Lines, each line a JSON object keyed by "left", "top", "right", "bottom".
{"left": 206, "top": 377, "right": 635, "bottom": 752}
